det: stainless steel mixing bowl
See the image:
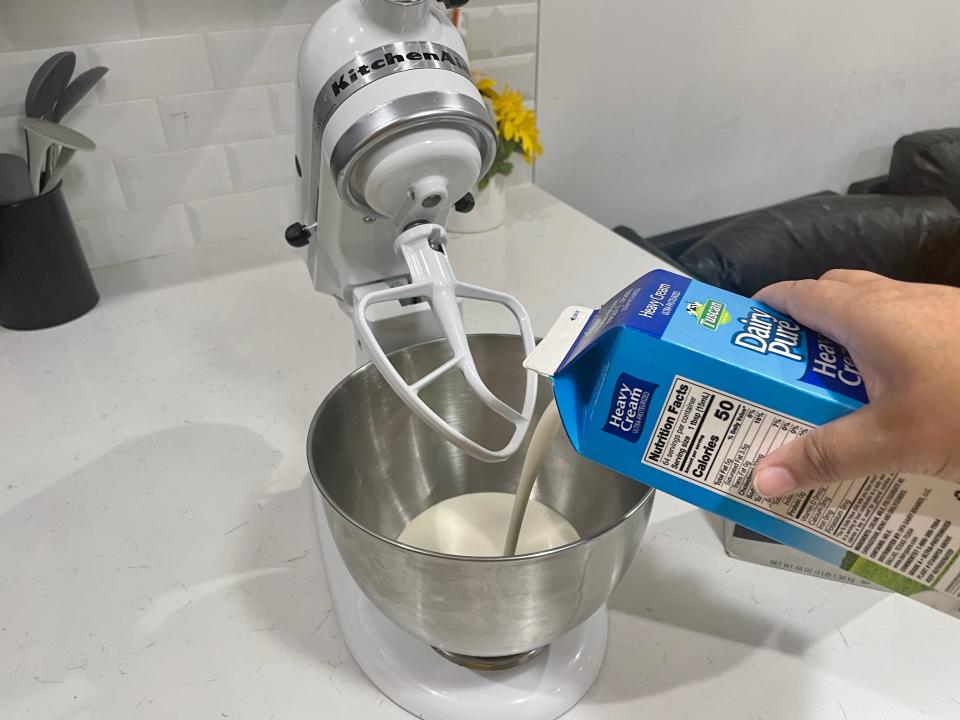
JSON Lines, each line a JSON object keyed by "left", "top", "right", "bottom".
{"left": 308, "top": 335, "right": 655, "bottom": 658}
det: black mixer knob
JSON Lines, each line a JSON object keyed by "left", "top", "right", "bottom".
{"left": 284, "top": 222, "right": 312, "bottom": 248}
{"left": 454, "top": 192, "right": 476, "bottom": 214}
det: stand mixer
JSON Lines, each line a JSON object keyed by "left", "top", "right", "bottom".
{"left": 289, "top": 0, "right": 537, "bottom": 462}
{"left": 288, "top": 1, "right": 655, "bottom": 717}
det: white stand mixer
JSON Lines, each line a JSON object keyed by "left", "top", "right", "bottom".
{"left": 290, "top": 0, "right": 537, "bottom": 462}
{"left": 290, "top": 1, "right": 608, "bottom": 716}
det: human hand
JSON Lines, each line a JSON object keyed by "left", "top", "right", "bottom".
{"left": 751, "top": 270, "right": 960, "bottom": 498}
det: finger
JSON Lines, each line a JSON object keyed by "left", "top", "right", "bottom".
{"left": 819, "top": 269, "right": 884, "bottom": 286}
{"left": 752, "top": 278, "right": 857, "bottom": 343}
{"left": 752, "top": 404, "right": 897, "bottom": 497}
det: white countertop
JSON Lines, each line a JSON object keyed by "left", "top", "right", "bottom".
{"left": 2, "top": 185, "right": 958, "bottom": 720}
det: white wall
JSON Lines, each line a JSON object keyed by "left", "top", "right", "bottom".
{"left": 0, "top": 0, "right": 537, "bottom": 268}
{"left": 535, "top": 0, "right": 960, "bottom": 236}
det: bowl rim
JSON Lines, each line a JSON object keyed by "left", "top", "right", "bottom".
{"left": 307, "top": 334, "right": 656, "bottom": 563}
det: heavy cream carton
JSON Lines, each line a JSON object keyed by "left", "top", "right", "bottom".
{"left": 525, "top": 269, "right": 960, "bottom": 618}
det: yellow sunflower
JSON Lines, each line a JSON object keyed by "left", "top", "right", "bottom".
{"left": 473, "top": 76, "right": 543, "bottom": 184}
{"left": 476, "top": 77, "right": 498, "bottom": 101}
{"left": 492, "top": 88, "right": 543, "bottom": 163}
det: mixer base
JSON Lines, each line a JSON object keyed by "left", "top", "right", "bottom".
{"left": 313, "top": 488, "right": 608, "bottom": 720}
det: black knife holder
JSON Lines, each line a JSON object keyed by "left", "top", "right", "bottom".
{"left": 0, "top": 184, "right": 98, "bottom": 330}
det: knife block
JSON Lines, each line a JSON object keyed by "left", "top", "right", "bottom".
{"left": 0, "top": 184, "right": 98, "bottom": 330}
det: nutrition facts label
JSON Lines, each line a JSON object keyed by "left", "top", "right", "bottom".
{"left": 642, "top": 376, "right": 960, "bottom": 595}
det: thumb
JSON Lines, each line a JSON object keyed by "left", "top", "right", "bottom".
{"left": 753, "top": 405, "right": 895, "bottom": 498}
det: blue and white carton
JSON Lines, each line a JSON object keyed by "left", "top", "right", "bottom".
{"left": 525, "top": 269, "right": 960, "bottom": 617}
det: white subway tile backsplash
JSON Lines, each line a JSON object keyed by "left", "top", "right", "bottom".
{"left": 116, "top": 146, "right": 233, "bottom": 210}
{"left": 473, "top": 53, "right": 536, "bottom": 99}
{"left": 252, "top": 0, "right": 330, "bottom": 27}
{"left": 206, "top": 24, "right": 310, "bottom": 89}
{"left": 462, "top": 8, "right": 496, "bottom": 61}
{"left": 0, "top": 0, "right": 139, "bottom": 50}
{"left": 133, "top": 0, "right": 255, "bottom": 37}
{"left": 69, "top": 99, "right": 167, "bottom": 164}
{"left": 267, "top": 82, "right": 295, "bottom": 134}
{"left": 495, "top": 4, "right": 538, "bottom": 57}
{"left": 159, "top": 87, "right": 273, "bottom": 151}
{"left": 76, "top": 205, "right": 193, "bottom": 268}
{"left": 87, "top": 35, "right": 214, "bottom": 103}
{"left": 226, "top": 135, "right": 294, "bottom": 192}
{"left": 62, "top": 161, "right": 127, "bottom": 220}
{"left": 185, "top": 185, "right": 293, "bottom": 244}
{"left": 0, "top": 0, "right": 538, "bottom": 268}
{"left": 464, "top": 3, "right": 538, "bottom": 71}
{"left": 0, "top": 45, "right": 90, "bottom": 117}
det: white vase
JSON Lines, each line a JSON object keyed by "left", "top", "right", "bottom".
{"left": 446, "top": 175, "right": 506, "bottom": 234}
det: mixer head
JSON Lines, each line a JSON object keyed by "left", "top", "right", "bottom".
{"left": 295, "top": 0, "right": 498, "bottom": 236}
{"left": 292, "top": 0, "right": 538, "bottom": 461}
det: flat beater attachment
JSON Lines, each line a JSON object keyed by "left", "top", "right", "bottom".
{"left": 353, "top": 223, "right": 538, "bottom": 462}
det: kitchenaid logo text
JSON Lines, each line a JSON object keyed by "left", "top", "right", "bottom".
{"left": 331, "top": 46, "right": 470, "bottom": 97}
{"left": 603, "top": 373, "right": 658, "bottom": 444}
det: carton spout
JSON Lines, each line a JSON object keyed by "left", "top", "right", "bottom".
{"left": 523, "top": 306, "right": 595, "bottom": 378}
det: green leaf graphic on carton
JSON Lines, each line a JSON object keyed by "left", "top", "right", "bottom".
{"left": 685, "top": 300, "right": 731, "bottom": 331}
{"left": 840, "top": 552, "right": 928, "bottom": 596}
